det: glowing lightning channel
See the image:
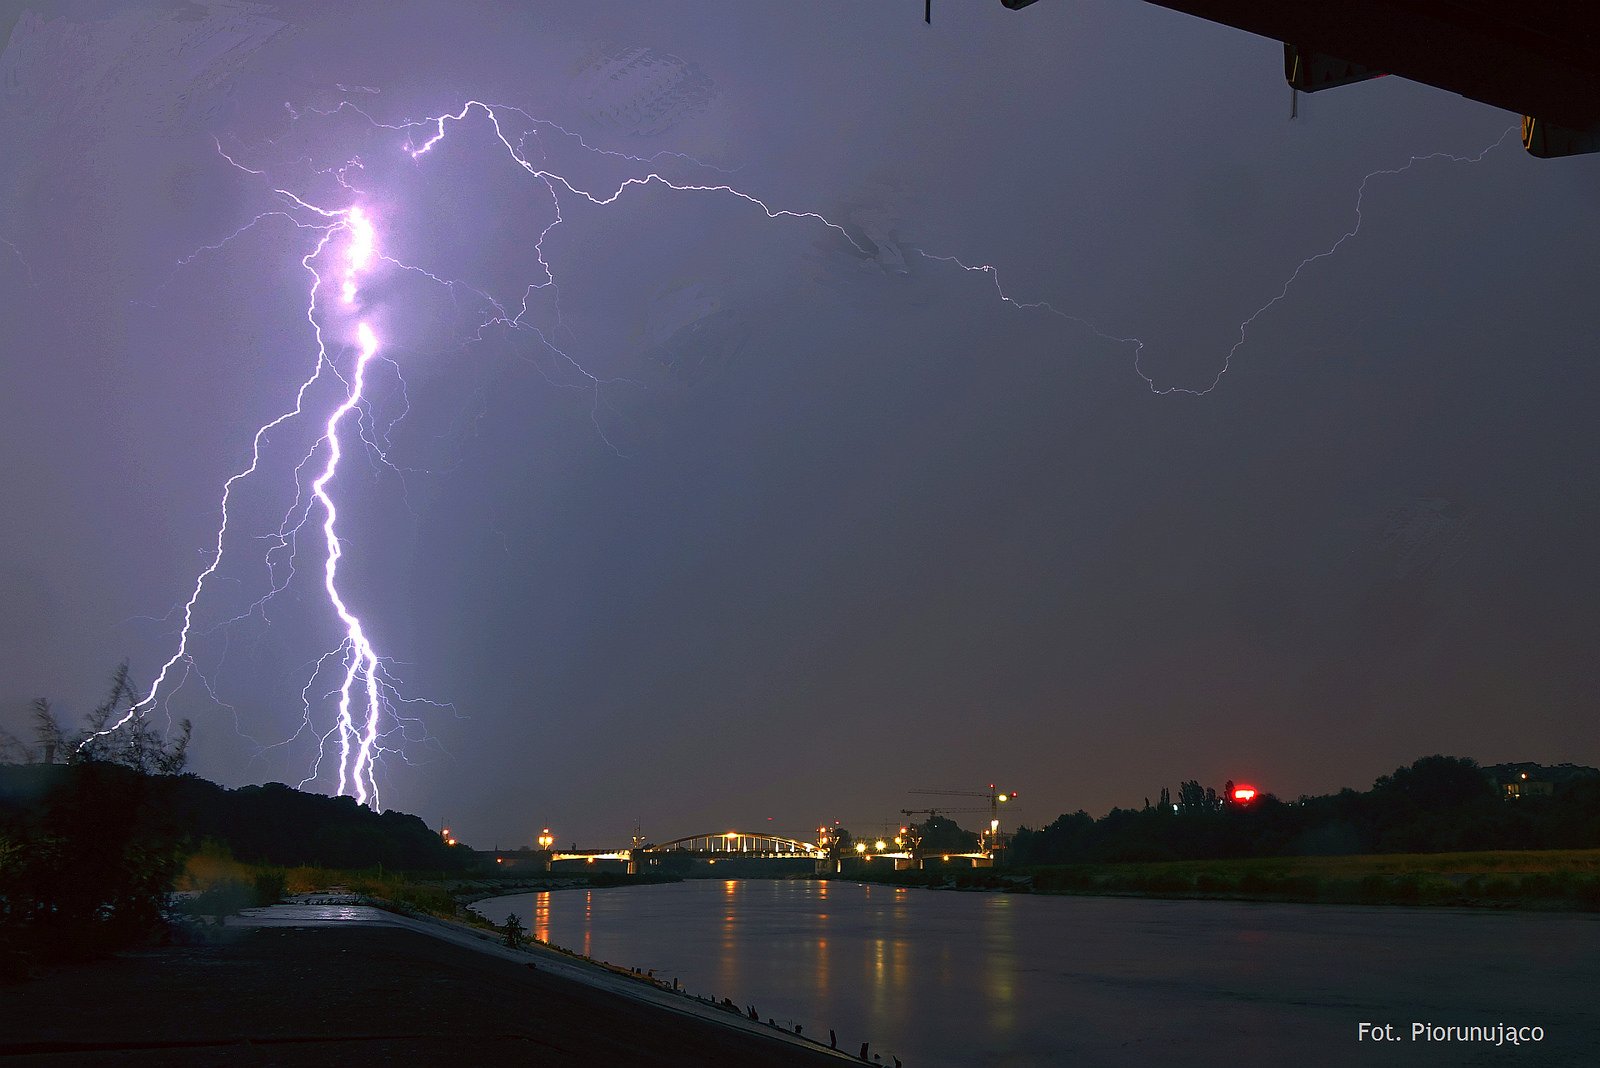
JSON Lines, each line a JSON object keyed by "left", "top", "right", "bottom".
{"left": 105, "top": 205, "right": 400, "bottom": 806}
{"left": 311, "top": 318, "right": 385, "bottom": 804}
{"left": 340, "top": 206, "right": 375, "bottom": 306}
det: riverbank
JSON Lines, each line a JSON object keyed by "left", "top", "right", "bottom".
{"left": 0, "top": 917, "right": 850, "bottom": 1066}
{"left": 828, "top": 848, "right": 1600, "bottom": 910}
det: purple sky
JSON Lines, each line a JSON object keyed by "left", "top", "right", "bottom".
{"left": 2, "top": 0, "right": 1596, "bottom": 847}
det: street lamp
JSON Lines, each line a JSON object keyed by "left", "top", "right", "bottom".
{"left": 537, "top": 828, "right": 555, "bottom": 851}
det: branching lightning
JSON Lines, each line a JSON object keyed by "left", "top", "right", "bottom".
{"left": 109, "top": 93, "right": 1510, "bottom": 807}
{"left": 916, "top": 126, "right": 1515, "bottom": 396}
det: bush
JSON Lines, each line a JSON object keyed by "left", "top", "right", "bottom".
{"left": 253, "top": 870, "right": 286, "bottom": 905}
{"left": 0, "top": 763, "right": 183, "bottom": 962}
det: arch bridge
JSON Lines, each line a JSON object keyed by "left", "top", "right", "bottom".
{"left": 646, "top": 831, "right": 832, "bottom": 856}
{"left": 644, "top": 831, "right": 826, "bottom": 859}
{"left": 538, "top": 830, "right": 826, "bottom": 874}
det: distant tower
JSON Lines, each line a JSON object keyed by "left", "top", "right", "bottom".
{"left": 628, "top": 821, "right": 645, "bottom": 875}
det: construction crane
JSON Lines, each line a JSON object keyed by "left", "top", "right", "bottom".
{"left": 908, "top": 784, "right": 1020, "bottom": 852}
{"left": 909, "top": 785, "right": 1019, "bottom": 825}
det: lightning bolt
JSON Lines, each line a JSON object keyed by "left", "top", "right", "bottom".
{"left": 915, "top": 126, "right": 1516, "bottom": 396}
{"left": 115, "top": 94, "right": 1510, "bottom": 807}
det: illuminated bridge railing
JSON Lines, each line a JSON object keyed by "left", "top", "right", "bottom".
{"left": 645, "top": 831, "right": 826, "bottom": 859}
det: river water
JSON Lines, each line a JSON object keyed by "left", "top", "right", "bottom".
{"left": 475, "top": 879, "right": 1599, "bottom": 1067}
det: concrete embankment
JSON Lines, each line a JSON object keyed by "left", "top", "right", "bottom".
{"left": 0, "top": 905, "right": 854, "bottom": 1066}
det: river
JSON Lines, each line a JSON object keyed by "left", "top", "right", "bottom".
{"left": 474, "top": 879, "right": 1599, "bottom": 1066}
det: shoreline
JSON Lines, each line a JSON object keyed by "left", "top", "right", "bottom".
{"left": 1, "top": 906, "right": 860, "bottom": 1066}
{"left": 242, "top": 900, "right": 863, "bottom": 1061}
{"left": 814, "top": 848, "right": 1600, "bottom": 911}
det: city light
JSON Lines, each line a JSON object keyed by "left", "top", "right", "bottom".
{"left": 1232, "top": 786, "right": 1258, "bottom": 803}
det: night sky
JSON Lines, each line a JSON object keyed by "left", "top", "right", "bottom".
{"left": 2, "top": 1, "right": 1595, "bottom": 847}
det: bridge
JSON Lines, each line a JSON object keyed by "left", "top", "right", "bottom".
{"left": 529, "top": 829, "right": 996, "bottom": 875}
{"left": 648, "top": 831, "right": 827, "bottom": 858}
{"left": 539, "top": 830, "right": 824, "bottom": 875}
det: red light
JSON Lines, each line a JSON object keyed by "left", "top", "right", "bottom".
{"left": 1233, "top": 786, "right": 1257, "bottom": 802}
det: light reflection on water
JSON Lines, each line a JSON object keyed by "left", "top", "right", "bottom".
{"left": 478, "top": 879, "right": 1600, "bottom": 1067}
{"left": 532, "top": 892, "right": 550, "bottom": 944}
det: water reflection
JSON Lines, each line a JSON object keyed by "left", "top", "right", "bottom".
{"left": 981, "top": 896, "right": 1017, "bottom": 1036}
{"left": 533, "top": 891, "right": 550, "bottom": 944}
{"left": 582, "top": 890, "right": 592, "bottom": 958}
{"left": 717, "top": 880, "right": 740, "bottom": 999}
{"left": 475, "top": 880, "right": 1600, "bottom": 1068}
{"left": 814, "top": 936, "right": 830, "bottom": 1001}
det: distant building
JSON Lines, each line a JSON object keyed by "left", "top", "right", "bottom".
{"left": 1482, "top": 762, "right": 1600, "bottom": 801}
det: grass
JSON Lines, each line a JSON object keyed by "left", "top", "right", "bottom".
{"left": 1023, "top": 849, "right": 1600, "bottom": 909}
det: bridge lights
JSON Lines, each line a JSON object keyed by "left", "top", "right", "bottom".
{"left": 874, "top": 839, "right": 887, "bottom": 851}
{"left": 855, "top": 841, "right": 867, "bottom": 854}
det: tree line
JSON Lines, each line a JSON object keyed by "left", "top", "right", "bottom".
{"left": 1009, "top": 755, "right": 1600, "bottom": 866}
